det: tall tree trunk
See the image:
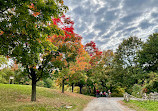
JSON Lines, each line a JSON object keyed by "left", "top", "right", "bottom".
{"left": 62, "top": 78, "right": 65, "bottom": 93}
{"left": 31, "top": 73, "right": 36, "bottom": 102}
{"left": 72, "top": 83, "right": 74, "bottom": 92}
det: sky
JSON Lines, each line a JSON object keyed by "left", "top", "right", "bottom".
{"left": 63, "top": 0, "right": 158, "bottom": 51}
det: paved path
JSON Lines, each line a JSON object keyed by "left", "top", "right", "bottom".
{"left": 83, "top": 97, "right": 135, "bottom": 111}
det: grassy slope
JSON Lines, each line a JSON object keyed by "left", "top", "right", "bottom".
{"left": 122, "top": 100, "right": 158, "bottom": 111}
{"left": 0, "top": 84, "right": 93, "bottom": 111}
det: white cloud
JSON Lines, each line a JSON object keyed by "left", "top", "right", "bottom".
{"left": 63, "top": 0, "right": 158, "bottom": 51}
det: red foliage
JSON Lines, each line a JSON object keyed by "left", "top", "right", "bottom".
{"left": 52, "top": 15, "right": 77, "bottom": 39}
{"left": 85, "top": 41, "right": 102, "bottom": 66}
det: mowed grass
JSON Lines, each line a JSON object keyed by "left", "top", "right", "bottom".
{"left": 122, "top": 100, "right": 158, "bottom": 111}
{"left": 0, "top": 84, "right": 93, "bottom": 111}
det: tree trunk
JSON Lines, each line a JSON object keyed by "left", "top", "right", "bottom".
{"left": 72, "top": 83, "right": 74, "bottom": 92}
{"left": 93, "top": 85, "right": 96, "bottom": 94}
{"left": 31, "top": 73, "right": 36, "bottom": 102}
{"left": 88, "top": 86, "right": 91, "bottom": 94}
{"left": 62, "top": 79, "right": 65, "bottom": 93}
{"left": 79, "top": 86, "right": 82, "bottom": 94}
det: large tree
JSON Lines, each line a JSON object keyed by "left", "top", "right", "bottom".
{"left": 69, "top": 47, "right": 90, "bottom": 93}
{"left": 114, "top": 36, "right": 143, "bottom": 88}
{"left": 0, "top": 0, "right": 68, "bottom": 101}
{"left": 138, "top": 33, "right": 158, "bottom": 72}
{"left": 84, "top": 41, "right": 102, "bottom": 94}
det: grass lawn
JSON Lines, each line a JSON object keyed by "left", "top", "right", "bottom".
{"left": 0, "top": 84, "right": 93, "bottom": 111}
{"left": 122, "top": 100, "right": 158, "bottom": 111}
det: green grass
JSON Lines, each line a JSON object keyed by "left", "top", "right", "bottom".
{"left": 122, "top": 100, "right": 158, "bottom": 111}
{"left": 0, "top": 84, "right": 93, "bottom": 111}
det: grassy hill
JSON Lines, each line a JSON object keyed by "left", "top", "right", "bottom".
{"left": 0, "top": 84, "right": 93, "bottom": 111}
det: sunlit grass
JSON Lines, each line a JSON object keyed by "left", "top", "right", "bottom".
{"left": 0, "top": 84, "right": 93, "bottom": 111}
{"left": 123, "top": 100, "right": 158, "bottom": 111}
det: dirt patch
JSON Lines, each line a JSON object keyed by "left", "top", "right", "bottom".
{"left": 16, "top": 95, "right": 30, "bottom": 102}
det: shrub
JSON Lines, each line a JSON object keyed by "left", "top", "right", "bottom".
{"left": 44, "top": 78, "right": 53, "bottom": 88}
{"left": 74, "top": 86, "right": 80, "bottom": 93}
{"left": 112, "top": 86, "right": 125, "bottom": 97}
{"left": 132, "top": 84, "right": 142, "bottom": 98}
{"left": 37, "top": 80, "right": 44, "bottom": 87}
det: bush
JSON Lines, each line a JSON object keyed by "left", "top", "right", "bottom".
{"left": 74, "top": 86, "right": 80, "bottom": 93}
{"left": 111, "top": 92, "right": 123, "bottom": 97}
{"left": 44, "top": 78, "right": 53, "bottom": 88}
{"left": 111, "top": 87, "right": 125, "bottom": 97}
{"left": 37, "top": 80, "right": 44, "bottom": 87}
{"left": 132, "top": 84, "right": 142, "bottom": 98}
{"left": 81, "top": 86, "right": 89, "bottom": 95}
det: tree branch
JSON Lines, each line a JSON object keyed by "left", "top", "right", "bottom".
{"left": 28, "top": 74, "right": 32, "bottom": 79}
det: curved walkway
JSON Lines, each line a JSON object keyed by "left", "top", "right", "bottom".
{"left": 83, "top": 97, "right": 135, "bottom": 111}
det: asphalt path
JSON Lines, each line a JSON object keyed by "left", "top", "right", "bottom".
{"left": 83, "top": 97, "right": 135, "bottom": 111}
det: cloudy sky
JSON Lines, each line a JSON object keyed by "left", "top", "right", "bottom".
{"left": 63, "top": 0, "right": 158, "bottom": 51}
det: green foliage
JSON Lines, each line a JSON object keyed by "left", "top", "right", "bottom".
{"left": 73, "top": 86, "right": 80, "bottom": 93}
{"left": 0, "top": 71, "right": 7, "bottom": 83}
{"left": 0, "top": 55, "right": 8, "bottom": 67}
{"left": 43, "top": 78, "right": 53, "bottom": 88}
{"left": 114, "top": 36, "right": 143, "bottom": 88}
{"left": 0, "top": 68, "right": 15, "bottom": 83}
{"left": 143, "top": 72, "right": 158, "bottom": 92}
{"left": 0, "top": 0, "right": 68, "bottom": 79}
{"left": 111, "top": 86, "right": 125, "bottom": 97}
{"left": 139, "top": 33, "right": 158, "bottom": 72}
{"left": 0, "top": 0, "right": 68, "bottom": 101}
{"left": 14, "top": 69, "right": 31, "bottom": 84}
{"left": 36, "top": 80, "right": 44, "bottom": 87}
{"left": 132, "top": 84, "right": 143, "bottom": 98}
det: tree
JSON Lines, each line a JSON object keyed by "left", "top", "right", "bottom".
{"left": 68, "top": 45, "right": 91, "bottom": 92}
{"left": 84, "top": 41, "right": 102, "bottom": 94}
{"left": 97, "top": 50, "right": 114, "bottom": 91}
{"left": 0, "top": 0, "right": 67, "bottom": 101}
{"left": 50, "top": 15, "right": 83, "bottom": 93}
{"left": 114, "top": 36, "right": 143, "bottom": 89}
{"left": 138, "top": 33, "right": 158, "bottom": 72}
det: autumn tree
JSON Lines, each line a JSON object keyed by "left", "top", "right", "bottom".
{"left": 0, "top": 0, "right": 68, "bottom": 101}
{"left": 84, "top": 41, "right": 102, "bottom": 94}
{"left": 68, "top": 45, "right": 91, "bottom": 93}
{"left": 49, "top": 15, "right": 83, "bottom": 93}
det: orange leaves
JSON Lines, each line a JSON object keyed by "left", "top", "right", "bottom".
{"left": 0, "top": 31, "right": 4, "bottom": 35}
{"left": 33, "top": 66, "right": 36, "bottom": 69}
{"left": 29, "top": 3, "right": 40, "bottom": 17}
{"left": 33, "top": 12, "right": 40, "bottom": 17}
{"left": 69, "top": 50, "right": 91, "bottom": 73}
{"left": 29, "top": 3, "right": 35, "bottom": 9}
{"left": 59, "top": 0, "right": 64, "bottom": 4}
